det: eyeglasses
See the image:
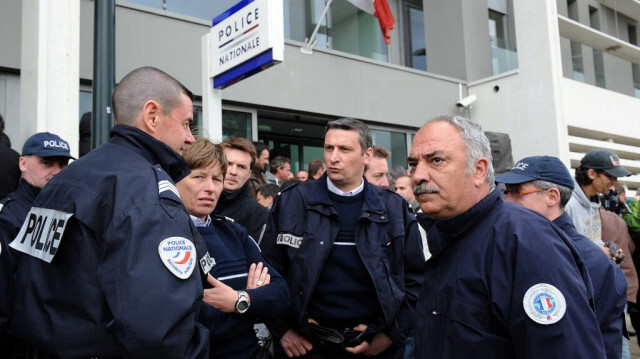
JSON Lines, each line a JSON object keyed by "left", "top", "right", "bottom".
{"left": 598, "top": 171, "right": 616, "bottom": 180}
{"left": 502, "top": 187, "right": 547, "bottom": 197}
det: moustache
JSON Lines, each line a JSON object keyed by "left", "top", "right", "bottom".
{"left": 413, "top": 182, "right": 440, "bottom": 195}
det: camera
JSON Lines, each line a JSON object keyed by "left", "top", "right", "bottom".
{"left": 456, "top": 94, "right": 477, "bottom": 109}
{"left": 602, "top": 189, "right": 624, "bottom": 214}
{"left": 603, "top": 242, "right": 625, "bottom": 264}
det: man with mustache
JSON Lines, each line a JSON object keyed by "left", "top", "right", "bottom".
{"left": 260, "top": 118, "right": 424, "bottom": 358}
{"left": 214, "top": 136, "right": 269, "bottom": 242}
{"left": 409, "top": 115, "right": 604, "bottom": 358}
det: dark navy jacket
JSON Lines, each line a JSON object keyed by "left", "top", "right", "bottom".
{"left": 554, "top": 212, "right": 627, "bottom": 359}
{"left": 415, "top": 188, "right": 605, "bottom": 359}
{"left": 213, "top": 181, "right": 269, "bottom": 242}
{"left": 0, "top": 179, "right": 40, "bottom": 336}
{"left": 197, "top": 215, "right": 289, "bottom": 359}
{"left": 8, "top": 126, "right": 210, "bottom": 358}
{"left": 260, "top": 175, "right": 425, "bottom": 348}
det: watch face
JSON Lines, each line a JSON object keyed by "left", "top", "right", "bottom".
{"left": 237, "top": 301, "right": 249, "bottom": 311}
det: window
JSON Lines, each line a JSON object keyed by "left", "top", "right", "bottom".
{"left": 371, "top": 129, "right": 409, "bottom": 171}
{"left": 629, "top": 25, "right": 640, "bottom": 98}
{"left": 285, "top": 0, "right": 388, "bottom": 62}
{"left": 191, "top": 106, "right": 255, "bottom": 140}
{"left": 402, "top": 0, "right": 426, "bottom": 70}
{"left": 488, "top": 9, "right": 518, "bottom": 75}
{"left": 589, "top": 6, "right": 606, "bottom": 88}
{"left": 567, "top": 0, "right": 585, "bottom": 81}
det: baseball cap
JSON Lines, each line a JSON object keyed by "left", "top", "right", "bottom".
{"left": 495, "top": 156, "right": 574, "bottom": 189}
{"left": 581, "top": 149, "right": 632, "bottom": 178}
{"left": 22, "top": 132, "right": 75, "bottom": 159}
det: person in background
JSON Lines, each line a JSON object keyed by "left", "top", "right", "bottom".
{"left": 0, "top": 114, "right": 20, "bottom": 199}
{"left": 257, "top": 183, "right": 280, "bottom": 210}
{"left": 177, "top": 136, "right": 289, "bottom": 359}
{"left": 497, "top": 155, "right": 627, "bottom": 359}
{"left": 8, "top": 66, "right": 210, "bottom": 358}
{"left": 295, "top": 170, "right": 309, "bottom": 182}
{"left": 308, "top": 159, "right": 326, "bottom": 180}
{"left": 0, "top": 132, "right": 73, "bottom": 353}
{"left": 410, "top": 115, "right": 604, "bottom": 358}
{"left": 248, "top": 141, "right": 270, "bottom": 198}
{"left": 214, "top": 136, "right": 269, "bottom": 242}
{"left": 364, "top": 145, "right": 390, "bottom": 188}
{"left": 394, "top": 175, "right": 419, "bottom": 213}
{"left": 261, "top": 118, "right": 424, "bottom": 358}
{"left": 267, "top": 156, "right": 292, "bottom": 186}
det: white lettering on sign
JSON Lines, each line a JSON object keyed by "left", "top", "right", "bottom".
{"left": 276, "top": 233, "right": 302, "bottom": 249}
{"left": 10, "top": 207, "right": 73, "bottom": 263}
{"left": 43, "top": 140, "right": 69, "bottom": 151}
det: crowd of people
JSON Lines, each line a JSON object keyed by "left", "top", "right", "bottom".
{"left": 1, "top": 67, "right": 640, "bottom": 359}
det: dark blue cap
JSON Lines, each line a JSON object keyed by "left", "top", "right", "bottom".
{"left": 495, "top": 156, "right": 574, "bottom": 190}
{"left": 22, "top": 132, "right": 74, "bottom": 159}
{"left": 581, "top": 149, "right": 632, "bottom": 178}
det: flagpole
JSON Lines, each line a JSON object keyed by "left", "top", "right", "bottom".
{"left": 301, "top": 0, "right": 333, "bottom": 54}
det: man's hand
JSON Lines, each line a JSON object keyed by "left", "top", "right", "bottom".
{"left": 203, "top": 274, "right": 242, "bottom": 313}
{"left": 345, "top": 324, "right": 392, "bottom": 356}
{"left": 280, "top": 329, "right": 313, "bottom": 357}
{"left": 246, "top": 262, "right": 271, "bottom": 289}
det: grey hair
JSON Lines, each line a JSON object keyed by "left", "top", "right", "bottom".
{"left": 112, "top": 66, "right": 193, "bottom": 125}
{"left": 326, "top": 118, "right": 372, "bottom": 154}
{"left": 426, "top": 115, "right": 495, "bottom": 188}
{"left": 531, "top": 180, "right": 573, "bottom": 209}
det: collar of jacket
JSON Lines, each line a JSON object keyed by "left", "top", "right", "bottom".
{"left": 109, "top": 125, "right": 190, "bottom": 183}
{"left": 303, "top": 173, "right": 387, "bottom": 220}
{"left": 220, "top": 180, "right": 250, "bottom": 203}
{"left": 417, "top": 187, "right": 501, "bottom": 256}
{"left": 13, "top": 178, "right": 42, "bottom": 203}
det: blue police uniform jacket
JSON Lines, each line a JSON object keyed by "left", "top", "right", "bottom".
{"left": 197, "top": 215, "right": 289, "bottom": 359}
{"left": 554, "top": 212, "right": 627, "bottom": 359}
{"left": 260, "top": 174, "right": 425, "bottom": 347}
{"left": 0, "top": 179, "right": 40, "bottom": 335}
{"left": 415, "top": 188, "right": 606, "bottom": 359}
{"left": 8, "top": 125, "right": 210, "bottom": 358}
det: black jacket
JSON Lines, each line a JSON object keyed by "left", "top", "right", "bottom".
{"left": 214, "top": 181, "right": 269, "bottom": 242}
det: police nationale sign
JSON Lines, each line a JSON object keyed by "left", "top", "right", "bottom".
{"left": 209, "top": 0, "right": 283, "bottom": 89}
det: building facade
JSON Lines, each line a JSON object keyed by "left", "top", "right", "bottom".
{"left": 0, "top": 0, "right": 638, "bottom": 193}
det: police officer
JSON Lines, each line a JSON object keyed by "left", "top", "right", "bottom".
{"left": 260, "top": 118, "right": 424, "bottom": 358}
{"left": 497, "top": 155, "right": 627, "bottom": 359}
{"left": 409, "top": 115, "right": 605, "bottom": 358}
{"left": 8, "top": 67, "right": 211, "bottom": 358}
{"left": 0, "top": 132, "right": 73, "bottom": 350}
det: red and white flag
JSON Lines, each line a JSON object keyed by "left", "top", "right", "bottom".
{"left": 346, "top": 0, "right": 395, "bottom": 45}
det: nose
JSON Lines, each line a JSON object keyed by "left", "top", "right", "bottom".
{"left": 227, "top": 164, "right": 237, "bottom": 175}
{"left": 51, "top": 162, "right": 64, "bottom": 175}
{"left": 203, "top": 178, "right": 215, "bottom": 193}
{"left": 328, "top": 150, "right": 340, "bottom": 163}
{"left": 381, "top": 176, "right": 390, "bottom": 188}
{"left": 185, "top": 128, "right": 195, "bottom": 145}
{"left": 410, "top": 161, "right": 430, "bottom": 185}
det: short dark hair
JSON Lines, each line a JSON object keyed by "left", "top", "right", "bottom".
{"left": 252, "top": 141, "right": 269, "bottom": 158}
{"left": 220, "top": 136, "right": 257, "bottom": 168}
{"left": 257, "top": 183, "right": 279, "bottom": 199}
{"left": 112, "top": 66, "right": 193, "bottom": 125}
{"left": 326, "top": 118, "right": 372, "bottom": 154}
{"left": 270, "top": 156, "right": 291, "bottom": 174}
{"left": 308, "top": 159, "right": 325, "bottom": 177}
{"left": 574, "top": 166, "right": 593, "bottom": 187}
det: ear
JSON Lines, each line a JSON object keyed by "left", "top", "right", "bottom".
{"left": 267, "top": 196, "right": 274, "bottom": 205}
{"left": 546, "top": 187, "right": 561, "bottom": 207}
{"left": 18, "top": 156, "right": 27, "bottom": 172}
{"left": 587, "top": 168, "right": 598, "bottom": 180}
{"left": 140, "top": 100, "right": 161, "bottom": 134}
{"left": 472, "top": 157, "right": 490, "bottom": 187}
{"left": 363, "top": 147, "right": 373, "bottom": 166}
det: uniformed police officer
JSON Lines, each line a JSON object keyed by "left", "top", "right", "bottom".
{"left": 0, "top": 132, "right": 73, "bottom": 351}
{"left": 8, "top": 67, "right": 211, "bottom": 358}
{"left": 409, "top": 115, "right": 605, "bottom": 358}
{"left": 260, "top": 118, "right": 424, "bottom": 358}
{"left": 497, "top": 155, "right": 627, "bottom": 358}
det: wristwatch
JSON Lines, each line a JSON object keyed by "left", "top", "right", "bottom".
{"left": 235, "top": 290, "right": 250, "bottom": 314}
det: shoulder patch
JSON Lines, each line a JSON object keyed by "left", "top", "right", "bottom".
{"left": 10, "top": 207, "right": 73, "bottom": 263}
{"left": 158, "top": 237, "right": 196, "bottom": 279}
{"left": 523, "top": 283, "right": 566, "bottom": 325}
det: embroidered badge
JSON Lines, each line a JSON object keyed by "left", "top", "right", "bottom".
{"left": 158, "top": 237, "right": 196, "bottom": 279}
{"left": 276, "top": 233, "right": 302, "bottom": 249}
{"left": 523, "top": 283, "right": 566, "bottom": 325}
{"left": 10, "top": 207, "right": 73, "bottom": 263}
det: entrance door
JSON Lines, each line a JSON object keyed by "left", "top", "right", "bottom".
{"left": 258, "top": 117, "right": 326, "bottom": 174}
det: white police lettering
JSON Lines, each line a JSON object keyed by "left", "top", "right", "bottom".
{"left": 276, "top": 233, "right": 302, "bottom": 249}
{"left": 10, "top": 207, "right": 72, "bottom": 263}
{"left": 43, "top": 140, "right": 69, "bottom": 151}
{"left": 522, "top": 283, "right": 566, "bottom": 325}
{"left": 158, "top": 237, "right": 196, "bottom": 279}
{"left": 513, "top": 162, "right": 529, "bottom": 171}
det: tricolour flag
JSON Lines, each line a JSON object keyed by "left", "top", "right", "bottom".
{"left": 346, "top": 0, "right": 395, "bottom": 45}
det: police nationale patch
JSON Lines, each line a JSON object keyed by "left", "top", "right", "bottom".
{"left": 276, "top": 233, "right": 302, "bottom": 249}
{"left": 523, "top": 283, "right": 566, "bottom": 325}
{"left": 158, "top": 237, "right": 196, "bottom": 279}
